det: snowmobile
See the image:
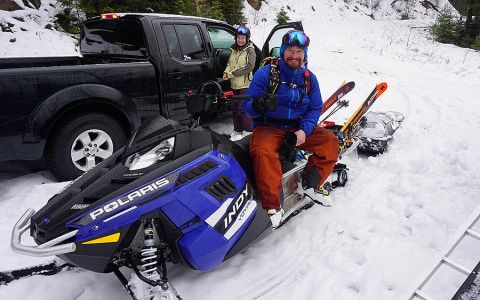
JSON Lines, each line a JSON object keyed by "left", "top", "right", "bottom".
{"left": 10, "top": 81, "right": 401, "bottom": 299}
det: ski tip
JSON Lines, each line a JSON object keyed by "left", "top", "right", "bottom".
{"left": 377, "top": 82, "right": 388, "bottom": 91}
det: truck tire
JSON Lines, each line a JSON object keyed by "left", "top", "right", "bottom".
{"left": 46, "top": 112, "right": 127, "bottom": 181}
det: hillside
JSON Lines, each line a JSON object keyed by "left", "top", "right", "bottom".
{"left": 1, "top": 1, "right": 480, "bottom": 299}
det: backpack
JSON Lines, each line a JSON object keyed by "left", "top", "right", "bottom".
{"left": 259, "top": 57, "right": 311, "bottom": 95}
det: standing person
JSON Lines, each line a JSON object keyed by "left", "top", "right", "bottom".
{"left": 223, "top": 25, "right": 256, "bottom": 141}
{"left": 243, "top": 30, "right": 339, "bottom": 228}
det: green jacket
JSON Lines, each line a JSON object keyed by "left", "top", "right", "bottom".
{"left": 224, "top": 42, "right": 256, "bottom": 90}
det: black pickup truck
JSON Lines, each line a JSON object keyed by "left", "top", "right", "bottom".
{"left": 0, "top": 13, "right": 303, "bottom": 181}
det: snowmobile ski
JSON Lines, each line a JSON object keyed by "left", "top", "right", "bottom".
{"left": 0, "top": 260, "right": 75, "bottom": 285}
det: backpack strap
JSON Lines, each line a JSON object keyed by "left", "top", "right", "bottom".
{"left": 267, "top": 58, "right": 311, "bottom": 95}
{"left": 304, "top": 69, "right": 311, "bottom": 95}
{"left": 267, "top": 58, "right": 280, "bottom": 94}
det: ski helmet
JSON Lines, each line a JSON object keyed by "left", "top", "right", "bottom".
{"left": 280, "top": 30, "right": 309, "bottom": 60}
{"left": 236, "top": 25, "right": 251, "bottom": 39}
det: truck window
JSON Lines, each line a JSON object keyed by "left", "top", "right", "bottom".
{"left": 207, "top": 27, "right": 234, "bottom": 50}
{"left": 267, "top": 27, "right": 291, "bottom": 55}
{"left": 175, "top": 24, "right": 207, "bottom": 61}
{"left": 162, "top": 24, "right": 183, "bottom": 60}
{"left": 81, "top": 19, "right": 147, "bottom": 57}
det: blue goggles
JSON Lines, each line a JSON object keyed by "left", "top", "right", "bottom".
{"left": 236, "top": 26, "right": 250, "bottom": 36}
{"left": 282, "top": 30, "right": 310, "bottom": 48}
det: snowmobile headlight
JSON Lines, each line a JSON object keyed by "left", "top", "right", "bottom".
{"left": 128, "top": 137, "right": 175, "bottom": 170}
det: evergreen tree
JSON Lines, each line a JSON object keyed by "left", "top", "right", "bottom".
{"left": 173, "top": 0, "right": 196, "bottom": 16}
{"left": 221, "top": 0, "right": 245, "bottom": 25}
{"left": 55, "top": 0, "right": 246, "bottom": 33}
{"left": 430, "top": 5, "right": 480, "bottom": 50}
{"left": 201, "top": 0, "right": 224, "bottom": 20}
{"left": 473, "top": 35, "right": 480, "bottom": 50}
{"left": 276, "top": 7, "right": 290, "bottom": 25}
{"left": 430, "top": 8, "right": 458, "bottom": 44}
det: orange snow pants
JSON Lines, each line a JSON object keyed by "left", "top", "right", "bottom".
{"left": 249, "top": 126, "right": 339, "bottom": 210}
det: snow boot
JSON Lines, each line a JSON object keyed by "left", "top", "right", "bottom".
{"left": 303, "top": 186, "right": 333, "bottom": 207}
{"left": 266, "top": 208, "right": 284, "bottom": 228}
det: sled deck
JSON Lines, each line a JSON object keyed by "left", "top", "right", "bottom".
{"left": 405, "top": 205, "right": 480, "bottom": 300}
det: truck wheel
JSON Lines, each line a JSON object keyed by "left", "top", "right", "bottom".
{"left": 46, "top": 112, "right": 127, "bottom": 181}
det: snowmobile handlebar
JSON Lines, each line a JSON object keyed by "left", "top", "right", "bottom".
{"left": 219, "top": 90, "right": 250, "bottom": 102}
{"left": 11, "top": 208, "right": 78, "bottom": 257}
{"left": 186, "top": 81, "right": 250, "bottom": 104}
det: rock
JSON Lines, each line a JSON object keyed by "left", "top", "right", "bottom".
{"left": 420, "top": 0, "right": 440, "bottom": 13}
{"left": 1, "top": 22, "right": 15, "bottom": 32}
{"left": 247, "top": 0, "right": 261, "bottom": 11}
{"left": 10, "top": 37, "right": 16, "bottom": 43}
{"left": 29, "top": 0, "right": 41, "bottom": 9}
{"left": 0, "top": 0, "right": 23, "bottom": 11}
{"left": 21, "top": 0, "right": 41, "bottom": 9}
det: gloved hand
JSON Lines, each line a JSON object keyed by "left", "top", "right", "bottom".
{"left": 252, "top": 94, "right": 278, "bottom": 114}
{"left": 279, "top": 131, "right": 297, "bottom": 173}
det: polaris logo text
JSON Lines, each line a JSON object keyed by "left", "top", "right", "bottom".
{"left": 89, "top": 178, "right": 169, "bottom": 220}
{"left": 223, "top": 186, "right": 249, "bottom": 229}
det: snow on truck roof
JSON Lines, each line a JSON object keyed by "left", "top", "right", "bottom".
{"left": 97, "top": 13, "right": 229, "bottom": 25}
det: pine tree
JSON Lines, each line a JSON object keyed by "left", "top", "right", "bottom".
{"left": 203, "top": 0, "right": 224, "bottom": 20}
{"left": 473, "top": 35, "right": 480, "bottom": 50}
{"left": 430, "top": 8, "right": 458, "bottom": 44}
{"left": 172, "top": 0, "right": 196, "bottom": 16}
{"left": 220, "top": 0, "right": 245, "bottom": 25}
{"left": 276, "top": 7, "right": 290, "bottom": 25}
{"left": 55, "top": 0, "right": 246, "bottom": 33}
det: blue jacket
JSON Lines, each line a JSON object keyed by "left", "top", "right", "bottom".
{"left": 243, "top": 59, "right": 323, "bottom": 136}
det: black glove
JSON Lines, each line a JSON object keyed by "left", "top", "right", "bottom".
{"left": 252, "top": 94, "right": 278, "bottom": 114}
{"left": 279, "top": 131, "right": 297, "bottom": 173}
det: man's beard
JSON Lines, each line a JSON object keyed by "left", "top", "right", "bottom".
{"left": 285, "top": 58, "right": 302, "bottom": 68}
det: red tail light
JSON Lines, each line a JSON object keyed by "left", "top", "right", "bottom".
{"left": 101, "top": 13, "right": 119, "bottom": 19}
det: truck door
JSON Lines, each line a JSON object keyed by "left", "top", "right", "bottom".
{"left": 152, "top": 20, "right": 212, "bottom": 123}
{"left": 261, "top": 22, "right": 304, "bottom": 59}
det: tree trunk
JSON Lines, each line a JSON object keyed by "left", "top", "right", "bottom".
{"left": 194, "top": 0, "right": 201, "bottom": 15}
{"left": 465, "top": 0, "right": 475, "bottom": 38}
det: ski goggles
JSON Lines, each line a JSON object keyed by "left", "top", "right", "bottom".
{"left": 236, "top": 26, "right": 250, "bottom": 36}
{"left": 282, "top": 30, "right": 310, "bottom": 48}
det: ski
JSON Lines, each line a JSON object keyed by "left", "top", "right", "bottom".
{"left": 320, "top": 81, "right": 355, "bottom": 116}
{"left": 340, "top": 82, "right": 388, "bottom": 142}
{"left": 0, "top": 260, "right": 76, "bottom": 285}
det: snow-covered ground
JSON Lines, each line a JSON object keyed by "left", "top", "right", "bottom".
{"left": 1, "top": 0, "right": 480, "bottom": 299}
{"left": 0, "top": 0, "right": 78, "bottom": 57}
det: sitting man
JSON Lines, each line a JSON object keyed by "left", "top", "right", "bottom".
{"left": 243, "top": 30, "right": 339, "bottom": 228}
